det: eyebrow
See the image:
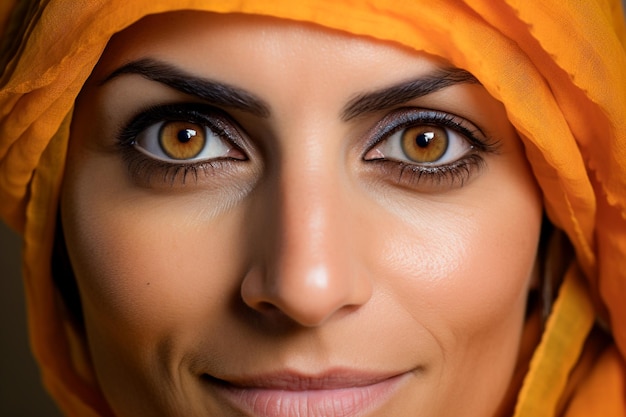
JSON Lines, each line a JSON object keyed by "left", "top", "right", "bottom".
{"left": 102, "top": 58, "right": 478, "bottom": 121}
{"left": 101, "top": 58, "right": 271, "bottom": 117}
{"left": 341, "top": 68, "right": 479, "bottom": 121}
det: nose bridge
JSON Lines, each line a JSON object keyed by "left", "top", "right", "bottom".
{"left": 279, "top": 161, "right": 338, "bottom": 272}
{"left": 275, "top": 112, "right": 349, "bottom": 265}
{"left": 241, "top": 137, "right": 372, "bottom": 327}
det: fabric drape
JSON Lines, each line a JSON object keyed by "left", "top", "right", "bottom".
{"left": 1, "top": 1, "right": 625, "bottom": 416}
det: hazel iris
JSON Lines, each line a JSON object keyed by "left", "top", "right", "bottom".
{"left": 159, "top": 122, "right": 206, "bottom": 160}
{"left": 401, "top": 126, "right": 448, "bottom": 163}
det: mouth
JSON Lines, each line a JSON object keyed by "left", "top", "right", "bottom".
{"left": 201, "top": 369, "right": 412, "bottom": 417}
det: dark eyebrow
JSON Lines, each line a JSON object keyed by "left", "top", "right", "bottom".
{"left": 341, "top": 68, "right": 480, "bottom": 121}
{"left": 101, "top": 58, "right": 271, "bottom": 117}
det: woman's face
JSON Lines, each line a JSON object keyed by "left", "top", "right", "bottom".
{"left": 62, "top": 11, "right": 543, "bottom": 417}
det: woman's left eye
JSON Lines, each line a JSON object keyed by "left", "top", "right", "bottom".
{"left": 365, "top": 123, "right": 471, "bottom": 166}
{"left": 361, "top": 108, "right": 500, "bottom": 189}
{"left": 364, "top": 109, "right": 481, "bottom": 166}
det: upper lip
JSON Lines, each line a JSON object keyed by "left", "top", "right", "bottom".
{"left": 204, "top": 368, "right": 407, "bottom": 390}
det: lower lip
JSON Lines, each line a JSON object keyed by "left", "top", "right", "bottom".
{"left": 206, "top": 372, "right": 411, "bottom": 417}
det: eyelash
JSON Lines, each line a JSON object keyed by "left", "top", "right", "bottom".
{"left": 116, "top": 103, "right": 499, "bottom": 189}
{"left": 363, "top": 108, "right": 500, "bottom": 189}
{"left": 117, "top": 103, "right": 246, "bottom": 186}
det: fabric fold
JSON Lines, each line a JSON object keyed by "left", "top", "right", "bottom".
{"left": 1, "top": 1, "right": 625, "bottom": 415}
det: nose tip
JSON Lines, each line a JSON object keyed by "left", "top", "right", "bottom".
{"left": 241, "top": 188, "right": 372, "bottom": 327}
{"left": 241, "top": 259, "right": 371, "bottom": 327}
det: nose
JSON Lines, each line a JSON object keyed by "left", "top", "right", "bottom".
{"left": 240, "top": 161, "right": 373, "bottom": 327}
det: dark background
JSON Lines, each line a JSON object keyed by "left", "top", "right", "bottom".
{"left": 1, "top": 221, "right": 62, "bottom": 416}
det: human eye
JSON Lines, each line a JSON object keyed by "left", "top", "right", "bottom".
{"left": 363, "top": 108, "right": 500, "bottom": 189}
{"left": 117, "top": 103, "right": 248, "bottom": 186}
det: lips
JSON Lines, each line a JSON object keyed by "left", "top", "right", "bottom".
{"left": 202, "top": 369, "right": 411, "bottom": 417}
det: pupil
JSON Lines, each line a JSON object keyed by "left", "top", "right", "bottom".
{"left": 177, "top": 129, "right": 196, "bottom": 143}
{"left": 416, "top": 131, "right": 435, "bottom": 148}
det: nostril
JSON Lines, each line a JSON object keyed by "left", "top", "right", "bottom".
{"left": 255, "top": 301, "right": 280, "bottom": 314}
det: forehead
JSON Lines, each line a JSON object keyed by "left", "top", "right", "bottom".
{"left": 92, "top": 11, "right": 450, "bottom": 92}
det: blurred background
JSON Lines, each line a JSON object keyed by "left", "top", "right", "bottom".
{"left": 0, "top": 221, "right": 62, "bottom": 416}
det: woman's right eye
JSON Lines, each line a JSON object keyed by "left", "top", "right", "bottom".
{"left": 134, "top": 119, "right": 246, "bottom": 163}
{"left": 116, "top": 103, "right": 251, "bottom": 186}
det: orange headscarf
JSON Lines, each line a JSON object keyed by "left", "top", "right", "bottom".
{"left": 1, "top": 1, "right": 625, "bottom": 416}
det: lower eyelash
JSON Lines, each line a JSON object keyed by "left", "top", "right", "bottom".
{"left": 373, "top": 154, "right": 486, "bottom": 189}
{"left": 119, "top": 145, "right": 233, "bottom": 187}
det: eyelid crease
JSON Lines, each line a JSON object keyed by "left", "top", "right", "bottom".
{"left": 342, "top": 68, "right": 480, "bottom": 121}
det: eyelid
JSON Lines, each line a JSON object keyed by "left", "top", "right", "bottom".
{"left": 117, "top": 102, "right": 249, "bottom": 152}
{"left": 115, "top": 103, "right": 254, "bottom": 187}
{"left": 363, "top": 107, "right": 493, "bottom": 155}
{"left": 360, "top": 107, "right": 501, "bottom": 190}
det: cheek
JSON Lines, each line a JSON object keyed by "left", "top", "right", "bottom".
{"left": 60, "top": 148, "right": 250, "bottom": 358}
{"left": 63, "top": 197, "right": 240, "bottom": 326}
{"left": 370, "top": 164, "right": 542, "bottom": 376}
{"left": 378, "top": 210, "right": 537, "bottom": 335}
{"left": 61, "top": 172, "right": 251, "bottom": 415}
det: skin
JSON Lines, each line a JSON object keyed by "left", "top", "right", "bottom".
{"left": 61, "top": 11, "right": 543, "bottom": 417}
